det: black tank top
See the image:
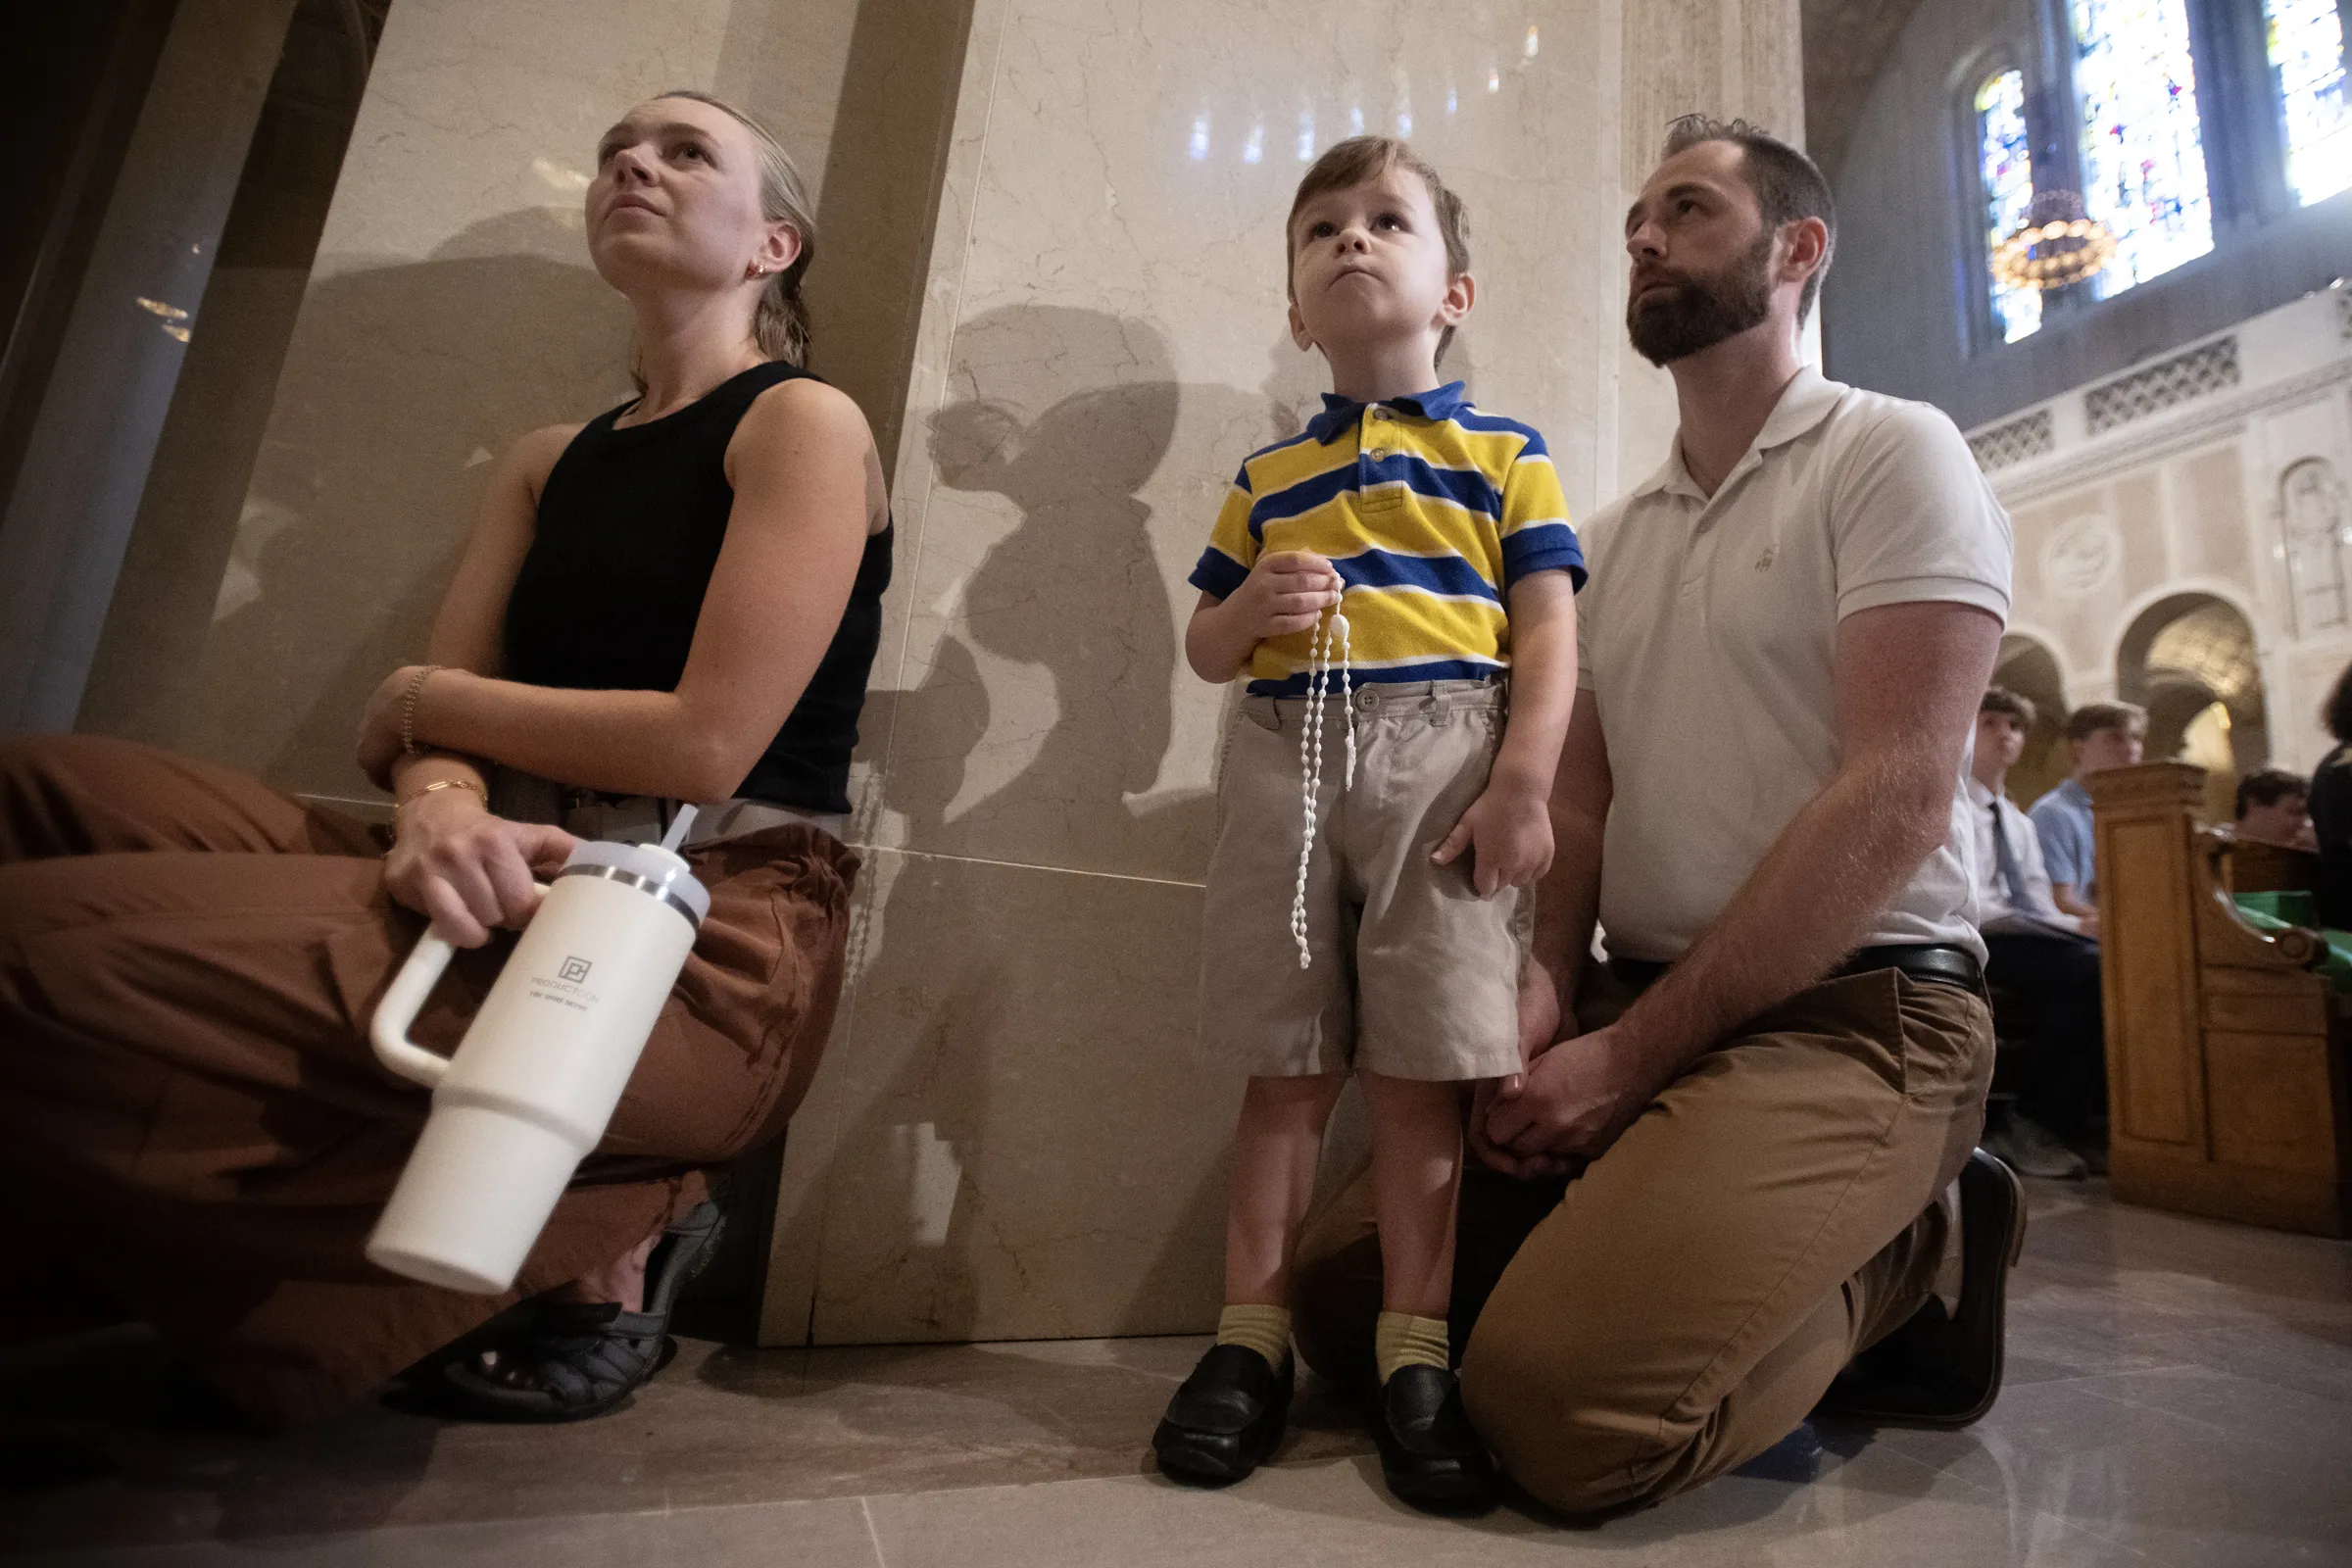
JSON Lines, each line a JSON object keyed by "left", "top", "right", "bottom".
{"left": 502, "top": 361, "right": 892, "bottom": 815}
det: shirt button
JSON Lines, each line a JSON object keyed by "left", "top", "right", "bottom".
{"left": 1368, "top": 408, "right": 1388, "bottom": 420}
{"left": 1368, "top": 448, "right": 1390, "bottom": 462}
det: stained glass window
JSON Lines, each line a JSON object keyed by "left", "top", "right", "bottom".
{"left": 2072, "top": 0, "right": 2214, "bottom": 297}
{"left": 2268, "top": 0, "right": 2351, "bottom": 206}
{"left": 1977, "top": 69, "right": 2041, "bottom": 342}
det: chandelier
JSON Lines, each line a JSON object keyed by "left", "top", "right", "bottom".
{"left": 1990, "top": 189, "right": 2117, "bottom": 291}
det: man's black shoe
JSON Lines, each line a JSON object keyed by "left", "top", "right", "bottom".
{"left": 1812, "top": 1147, "right": 2028, "bottom": 1429}
{"left": 1152, "top": 1344, "right": 1293, "bottom": 1485}
{"left": 1373, "top": 1364, "right": 1498, "bottom": 1510}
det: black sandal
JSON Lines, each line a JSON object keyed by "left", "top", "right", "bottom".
{"left": 436, "top": 1200, "right": 726, "bottom": 1422}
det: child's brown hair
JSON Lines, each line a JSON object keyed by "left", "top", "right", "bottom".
{"left": 1286, "top": 136, "right": 1471, "bottom": 361}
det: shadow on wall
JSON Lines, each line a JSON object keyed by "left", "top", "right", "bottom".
{"left": 781, "top": 306, "right": 1336, "bottom": 1343}
{"left": 184, "top": 208, "right": 632, "bottom": 795}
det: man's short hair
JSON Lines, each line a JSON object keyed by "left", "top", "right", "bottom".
{"left": 1659, "top": 114, "right": 1837, "bottom": 322}
{"left": 1980, "top": 686, "right": 2036, "bottom": 728}
{"left": 2235, "top": 766, "right": 2310, "bottom": 819}
{"left": 2064, "top": 702, "right": 2148, "bottom": 743}
{"left": 1287, "top": 136, "right": 1471, "bottom": 360}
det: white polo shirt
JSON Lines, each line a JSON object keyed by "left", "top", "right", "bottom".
{"left": 1576, "top": 368, "right": 2013, "bottom": 964}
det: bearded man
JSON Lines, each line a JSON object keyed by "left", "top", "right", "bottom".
{"left": 1290, "top": 116, "right": 2025, "bottom": 1514}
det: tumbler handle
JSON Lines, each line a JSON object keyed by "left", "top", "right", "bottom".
{"left": 371, "top": 930, "right": 460, "bottom": 1087}
{"left": 369, "top": 882, "right": 552, "bottom": 1088}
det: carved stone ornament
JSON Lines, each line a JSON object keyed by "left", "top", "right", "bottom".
{"left": 2042, "top": 514, "right": 2125, "bottom": 600}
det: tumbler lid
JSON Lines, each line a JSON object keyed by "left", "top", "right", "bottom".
{"left": 557, "top": 840, "right": 711, "bottom": 926}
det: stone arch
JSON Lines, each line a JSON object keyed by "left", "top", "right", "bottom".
{"left": 2117, "top": 591, "right": 2268, "bottom": 821}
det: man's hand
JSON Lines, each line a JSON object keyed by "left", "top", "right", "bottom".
{"left": 1432, "top": 778, "right": 1554, "bottom": 896}
{"left": 1480, "top": 1021, "right": 1656, "bottom": 1166}
{"left": 1469, "top": 953, "right": 1579, "bottom": 1178}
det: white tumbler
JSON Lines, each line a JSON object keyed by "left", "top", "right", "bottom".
{"left": 366, "top": 839, "right": 710, "bottom": 1295}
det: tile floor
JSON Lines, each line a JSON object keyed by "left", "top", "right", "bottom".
{"left": 3, "top": 1181, "right": 2347, "bottom": 1566}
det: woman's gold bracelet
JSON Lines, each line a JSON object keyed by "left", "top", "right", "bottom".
{"left": 399, "top": 664, "right": 444, "bottom": 758}
{"left": 395, "top": 776, "right": 488, "bottom": 810}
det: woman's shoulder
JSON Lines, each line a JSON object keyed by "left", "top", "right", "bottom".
{"left": 508, "top": 420, "right": 590, "bottom": 494}
{"left": 736, "top": 371, "right": 869, "bottom": 436}
{"left": 728, "top": 374, "right": 877, "bottom": 466}
{"left": 728, "top": 373, "right": 887, "bottom": 531}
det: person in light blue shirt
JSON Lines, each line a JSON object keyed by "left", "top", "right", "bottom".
{"left": 2027, "top": 702, "right": 2146, "bottom": 927}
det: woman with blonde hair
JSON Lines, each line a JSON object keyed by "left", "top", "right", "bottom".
{"left": 0, "top": 91, "right": 890, "bottom": 1424}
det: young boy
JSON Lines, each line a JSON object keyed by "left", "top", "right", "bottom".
{"left": 1152, "top": 137, "right": 1584, "bottom": 1508}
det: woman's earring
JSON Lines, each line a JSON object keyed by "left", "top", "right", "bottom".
{"left": 745, "top": 262, "right": 768, "bottom": 280}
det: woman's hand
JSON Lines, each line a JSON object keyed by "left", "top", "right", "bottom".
{"left": 358, "top": 665, "right": 430, "bottom": 791}
{"left": 384, "top": 787, "right": 578, "bottom": 947}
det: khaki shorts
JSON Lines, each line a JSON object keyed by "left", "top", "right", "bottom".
{"left": 1199, "top": 679, "right": 1527, "bottom": 1082}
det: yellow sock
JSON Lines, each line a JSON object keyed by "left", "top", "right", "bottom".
{"left": 1375, "top": 1310, "right": 1451, "bottom": 1383}
{"left": 1215, "top": 1303, "right": 1293, "bottom": 1370}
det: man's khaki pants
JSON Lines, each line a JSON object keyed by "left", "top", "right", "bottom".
{"left": 1292, "top": 964, "right": 1993, "bottom": 1514}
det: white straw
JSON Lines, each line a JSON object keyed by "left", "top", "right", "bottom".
{"left": 660, "top": 804, "right": 699, "bottom": 854}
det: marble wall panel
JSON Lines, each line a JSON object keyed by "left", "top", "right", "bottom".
{"left": 773, "top": 0, "right": 1801, "bottom": 1344}
{"left": 869, "top": 0, "right": 1638, "bottom": 882}
{"left": 2179, "top": 445, "right": 2253, "bottom": 591}
{"left": 771, "top": 850, "right": 1229, "bottom": 1345}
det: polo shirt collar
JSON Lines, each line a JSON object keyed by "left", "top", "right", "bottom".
{"left": 1751, "top": 366, "right": 1843, "bottom": 453}
{"left": 1306, "top": 380, "right": 1469, "bottom": 444}
{"left": 1631, "top": 366, "right": 1848, "bottom": 503}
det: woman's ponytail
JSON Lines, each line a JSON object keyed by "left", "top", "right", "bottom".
{"left": 754, "top": 251, "right": 814, "bottom": 366}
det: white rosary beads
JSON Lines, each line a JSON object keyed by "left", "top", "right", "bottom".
{"left": 1289, "top": 603, "right": 1355, "bottom": 969}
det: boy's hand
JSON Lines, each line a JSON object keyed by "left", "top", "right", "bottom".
{"left": 1432, "top": 777, "right": 1553, "bottom": 896}
{"left": 1232, "top": 551, "right": 1344, "bottom": 641}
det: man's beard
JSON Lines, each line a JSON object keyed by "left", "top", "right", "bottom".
{"left": 1625, "top": 231, "right": 1775, "bottom": 367}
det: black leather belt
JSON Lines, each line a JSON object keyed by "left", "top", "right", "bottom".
{"left": 1612, "top": 943, "right": 1982, "bottom": 995}
{"left": 1833, "top": 943, "right": 1982, "bottom": 989}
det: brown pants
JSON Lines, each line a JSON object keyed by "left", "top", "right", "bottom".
{"left": 1293, "top": 963, "right": 1992, "bottom": 1514}
{"left": 0, "top": 735, "right": 857, "bottom": 1426}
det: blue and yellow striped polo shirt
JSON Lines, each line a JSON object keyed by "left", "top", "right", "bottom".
{"left": 1189, "top": 382, "right": 1585, "bottom": 697}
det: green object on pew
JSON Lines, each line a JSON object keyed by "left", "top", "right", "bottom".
{"left": 2230, "top": 896, "right": 2352, "bottom": 993}
{"left": 2234, "top": 890, "right": 2319, "bottom": 926}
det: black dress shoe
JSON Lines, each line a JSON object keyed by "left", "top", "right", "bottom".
{"left": 1373, "top": 1364, "right": 1498, "bottom": 1510}
{"left": 1152, "top": 1344, "right": 1293, "bottom": 1485}
{"left": 1812, "top": 1148, "right": 2028, "bottom": 1429}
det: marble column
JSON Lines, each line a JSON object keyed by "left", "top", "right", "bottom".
{"left": 762, "top": 0, "right": 1803, "bottom": 1345}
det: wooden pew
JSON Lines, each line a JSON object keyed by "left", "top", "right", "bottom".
{"left": 2088, "top": 762, "right": 2352, "bottom": 1237}
{"left": 2219, "top": 836, "right": 2321, "bottom": 897}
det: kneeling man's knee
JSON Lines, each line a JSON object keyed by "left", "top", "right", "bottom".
{"left": 1460, "top": 1307, "right": 1688, "bottom": 1515}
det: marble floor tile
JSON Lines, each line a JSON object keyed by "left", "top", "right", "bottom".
{"left": 12, "top": 1496, "right": 885, "bottom": 1568}
{"left": 6, "top": 1182, "right": 2348, "bottom": 1566}
{"left": 1869, "top": 1370, "right": 2352, "bottom": 1566}
{"left": 861, "top": 1446, "right": 2150, "bottom": 1568}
